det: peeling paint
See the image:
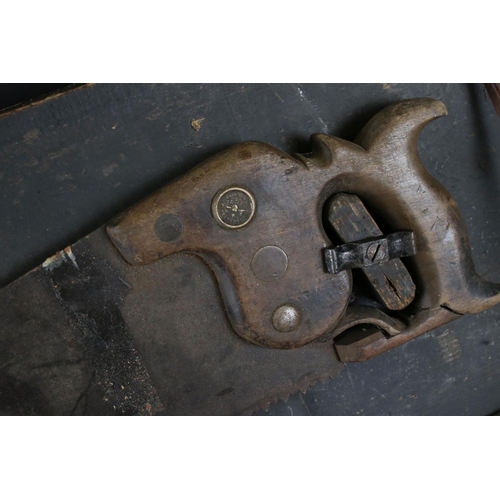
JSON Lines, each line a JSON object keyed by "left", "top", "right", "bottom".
{"left": 42, "top": 252, "right": 64, "bottom": 271}
{"left": 64, "top": 246, "right": 79, "bottom": 269}
{"left": 190, "top": 118, "right": 205, "bottom": 131}
{"left": 42, "top": 246, "right": 79, "bottom": 271}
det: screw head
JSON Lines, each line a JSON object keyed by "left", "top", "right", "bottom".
{"left": 366, "top": 242, "right": 387, "bottom": 263}
{"left": 272, "top": 305, "right": 301, "bottom": 332}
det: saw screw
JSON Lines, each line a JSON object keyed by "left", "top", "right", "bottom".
{"left": 272, "top": 305, "right": 300, "bottom": 332}
{"left": 212, "top": 187, "right": 255, "bottom": 229}
{"left": 366, "top": 242, "right": 387, "bottom": 263}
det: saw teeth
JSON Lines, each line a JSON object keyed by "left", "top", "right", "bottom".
{"left": 278, "top": 393, "right": 290, "bottom": 404}
{"left": 259, "top": 401, "right": 271, "bottom": 412}
{"left": 298, "top": 381, "right": 310, "bottom": 394}
{"left": 250, "top": 367, "right": 344, "bottom": 414}
{"left": 304, "top": 378, "right": 320, "bottom": 391}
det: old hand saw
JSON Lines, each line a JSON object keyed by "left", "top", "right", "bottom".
{"left": 2, "top": 98, "right": 499, "bottom": 415}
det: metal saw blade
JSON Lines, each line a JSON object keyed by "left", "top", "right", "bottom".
{"left": 0, "top": 227, "right": 343, "bottom": 415}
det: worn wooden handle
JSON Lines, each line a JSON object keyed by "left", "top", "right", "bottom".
{"left": 107, "top": 142, "right": 351, "bottom": 349}
{"left": 107, "top": 98, "right": 500, "bottom": 353}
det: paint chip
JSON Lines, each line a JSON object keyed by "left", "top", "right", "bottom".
{"left": 42, "top": 246, "right": 79, "bottom": 271}
{"left": 190, "top": 118, "right": 205, "bottom": 131}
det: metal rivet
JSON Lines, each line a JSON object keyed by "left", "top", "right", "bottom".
{"left": 212, "top": 187, "right": 255, "bottom": 229}
{"left": 251, "top": 246, "right": 288, "bottom": 282}
{"left": 154, "top": 214, "right": 183, "bottom": 242}
{"left": 272, "top": 305, "right": 301, "bottom": 332}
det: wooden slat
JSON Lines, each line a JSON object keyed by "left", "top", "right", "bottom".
{"left": 326, "top": 193, "right": 416, "bottom": 310}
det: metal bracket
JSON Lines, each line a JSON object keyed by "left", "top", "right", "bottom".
{"left": 324, "top": 232, "right": 417, "bottom": 274}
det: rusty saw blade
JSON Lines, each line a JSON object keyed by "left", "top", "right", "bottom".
{"left": 0, "top": 227, "right": 343, "bottom": 415}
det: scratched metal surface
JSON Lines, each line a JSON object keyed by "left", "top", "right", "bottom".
{"left": 1, "top": 83, "right": 500, "bottom": 415}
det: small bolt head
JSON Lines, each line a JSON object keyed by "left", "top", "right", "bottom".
{"left": 272, "top": 305, "right": 301, "bottom": 332}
